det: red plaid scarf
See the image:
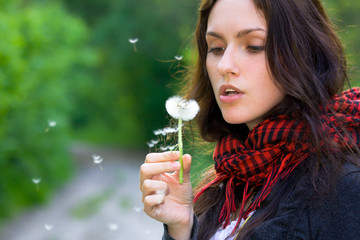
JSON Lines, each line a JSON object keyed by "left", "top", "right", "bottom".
{"left": 193, "top": 88, "right": 360, "bottom": 233}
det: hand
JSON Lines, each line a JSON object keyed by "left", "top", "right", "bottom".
{"left": 139, "top": 151, "right": 194, "bottom": 239}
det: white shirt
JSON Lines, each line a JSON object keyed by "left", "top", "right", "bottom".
{"left": 210, "top": 212, "right": 254, "bottom": 240}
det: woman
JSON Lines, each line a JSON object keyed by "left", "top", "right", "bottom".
{"left": 140, "top": 0, "right": 360, "bottom": 239}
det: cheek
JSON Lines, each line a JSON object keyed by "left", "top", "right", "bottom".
{"left": 206, "top": 60, "right": 217, "bottom": 86}
{"left": 206, "top": 55, "right": 219, "bottom": 74}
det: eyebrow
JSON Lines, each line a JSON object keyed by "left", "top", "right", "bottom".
{"left": 206, "top": 28, "right": 266, "bottom": 39}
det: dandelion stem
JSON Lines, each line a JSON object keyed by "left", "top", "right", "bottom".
{"left": 178, "top": 118, "right": 183, "bottom": 184}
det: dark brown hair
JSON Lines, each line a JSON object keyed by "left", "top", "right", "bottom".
{"left": 181, "top": 0, "right": 358, "bottom": 239}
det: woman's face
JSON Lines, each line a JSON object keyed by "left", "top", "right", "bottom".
{"left": 206, "top": 0, "right": 284, "bottom": 130}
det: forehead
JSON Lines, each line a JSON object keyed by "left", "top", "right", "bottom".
{"left": 207, "top": 0, "right": 266, "bottom": 31}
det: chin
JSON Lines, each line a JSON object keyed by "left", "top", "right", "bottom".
{"left": 222, "top": 114, "right": 245, "bottom": 125}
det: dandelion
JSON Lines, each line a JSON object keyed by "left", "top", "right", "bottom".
{"left": 128, "top": 38, "right": 139, "bottom": 52}
{"left": 32, "top": 178, "right": 41, "bottom": 192}
{"left": 165, "top": 96, "right": 200, "bottom": 183}
{"left": 108, "top": 223, "right": 118, "bottom": 231}
{"left": 166, "top": 96, "right": 199, "bottom": 121}
{"left": 44, "top": 224, "right": 53, "bottom": 231}
{"left": 175, "top": 55, "right": 183, "bottom": 67}
{"left": 92, "top": 154, "right": 104, "bottom": 170}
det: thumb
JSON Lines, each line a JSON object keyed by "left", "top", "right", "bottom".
{"left": 182, "top": 154, "right": 192, "bottom": 182}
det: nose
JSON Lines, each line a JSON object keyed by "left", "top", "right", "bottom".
{"left": 217, "top": 46, "right": 240, "bottom": 76}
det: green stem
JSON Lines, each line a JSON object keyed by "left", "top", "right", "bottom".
{"left": 178, "top": 118, "right": 183, "bottom": 184}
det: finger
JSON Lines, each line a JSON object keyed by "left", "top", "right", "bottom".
{"left": 140, "top": 161, "right": 181, "bottom": 190}
{"left": 145, "top": 151, "right": 180, "bottom": 163}
{"left": 182, "top": 154, "right": 192, "bottom": 182}
{"left": 143, "top": 194, "right": 166, "bottom": 218}
{"left": 141, "top": 179, "right": 168, "bottom": 202}
{"left": 182, "top": 154, "right": 192, "bottom": 174}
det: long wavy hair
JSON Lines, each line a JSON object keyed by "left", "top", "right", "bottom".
{"left": 182, "top": 0, "right": 357, "bottom": 239}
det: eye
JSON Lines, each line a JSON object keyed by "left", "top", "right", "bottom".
{"left": 247, "top": 46, "right": 265, "bottom": 54}
{"left": 208, "top": 47, "right": 225, "bottom": 56}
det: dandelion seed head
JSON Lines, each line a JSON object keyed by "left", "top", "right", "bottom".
{"left": 175, "top": 56, "right": 183, "bottom": 61}
{"left": 32, "top": 178, "right": 41, "bottom": 184}
{"left": 44, "top": 224, "right": 53, "bottom": 231}
{"left": 129, "top": 38, "right": 138, "bottom": 44}
{"left": 92, "top": 154, "right": 103, "bottom": 164}
{"left": 165, "top": 96, "right": 200, "bottom": 121}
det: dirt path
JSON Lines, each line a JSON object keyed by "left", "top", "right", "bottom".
{"left": 0, "top": 142, "right": 163, "bottom": 240}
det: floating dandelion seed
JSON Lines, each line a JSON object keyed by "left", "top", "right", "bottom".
{"left": 92, "top": 154, "right": 104, "bottom": 170}
{"left": 48, "top": 121, "right": 57, "bottom": 127}
{"left": 175, "top": 56, "right": 183, "bottom": 67}
{"left": 44, "top": 224, "right": 53, "bottom": 231}
{"left": 165, "top": 96, "right": 200, "bottom": 183}
{"left": 32, "top": 178, "right": 41, "bottom": 184}
{"left": 32, "top": 178, "right": 41, "bottom": 191}
{"left": 45, "top": 120, "right": 57, "bottom": 132}
{"left": 128, "top": 38, "right": 139, "bottom": 52}
{"left": 175, "top": 56, "right": 183, "bottom": 61}
{"left": 108, "top": 223, "right": 118, "bottom": 231}
{"left": 133, "top": 206, "right": 141, "bottom": 213}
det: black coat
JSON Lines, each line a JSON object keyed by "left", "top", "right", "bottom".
{"left": 163, "top": 162, "right": 360, "bottom": 239}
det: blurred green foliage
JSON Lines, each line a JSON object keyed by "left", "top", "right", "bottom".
{"left": 63, "top": 0, "right": 199, "bottom": 147}
{"left": 0, "top": 1, "right": 96, "bottom": 219}
{"left": 324, "top": 0, "right": 360, "bottom": 86}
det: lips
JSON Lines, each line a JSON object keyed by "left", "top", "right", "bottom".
{"left": 219, "top": 84, "right": 244, "bottom": 103}
{"left": 220, "top": 84, "right": 243, "bottom": 96}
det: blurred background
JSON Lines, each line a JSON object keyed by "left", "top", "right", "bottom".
{"left": 0, "top": 0, "right": 359, "bottom": 239}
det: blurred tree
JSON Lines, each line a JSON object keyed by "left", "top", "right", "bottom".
{"left": 62, "top": 0, "right": 199, "bottom": 147}
{"left": 0, "top": 1, "right": 97, "bottom": 218}
{"left": 324, "top": 0, "right": 360, "bottom": 86}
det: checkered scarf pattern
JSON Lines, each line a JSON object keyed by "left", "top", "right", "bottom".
{"left": 193, "top": 88, "right": 360, "bottom": 233}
